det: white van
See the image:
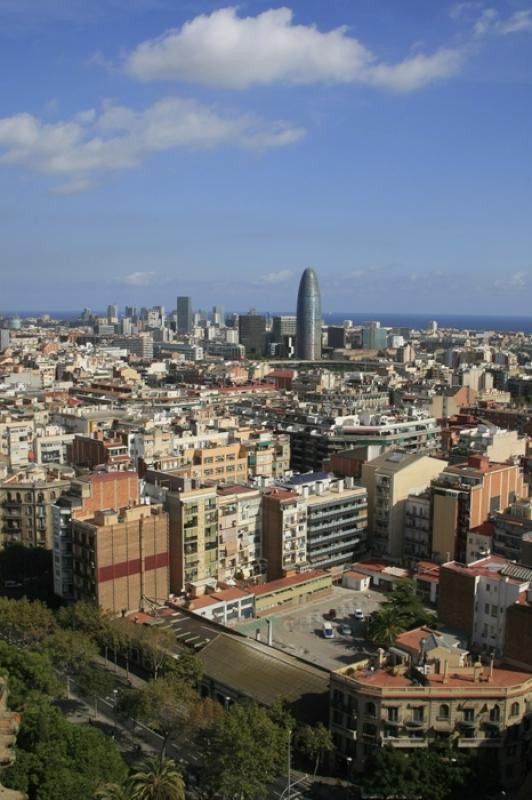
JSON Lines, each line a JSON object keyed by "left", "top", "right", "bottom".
{"left": 322, "top": 621, "right": 335, "bottom": 639}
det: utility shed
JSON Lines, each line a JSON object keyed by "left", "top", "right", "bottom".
{"left": 198, "top": 632, "right": 329, "bottom": 724}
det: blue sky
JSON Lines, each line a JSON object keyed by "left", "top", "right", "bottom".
{"left": 0, "top": 0, "right": 531, "bottom": 314}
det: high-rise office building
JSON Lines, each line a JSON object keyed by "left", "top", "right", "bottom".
{"left": 107, "top": 304, "right": 118, "bottom": 324}
{"left": 296, "top": 268, "right": 322, "bottom": 360}
{"left": 177, "top": 297, "right": 192, "bottom": 334}
{"left": 239, "top": 311, "right": 266, "bottom": 358}
{"left": 212, "top": 305, "right": 225, "bottom": 327}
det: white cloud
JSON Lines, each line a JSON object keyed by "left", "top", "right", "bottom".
{"left": 124, "top": 6, "right": 463, "bottom": 92}
{"left": 121, "top": 271, "right": 155, "bottom": 286}
{"left": 473, "top": 7, "right": 532, "bottom": 37}
{"left": 493, "top": 271, "right": 528, "bottom": 290}
{"left": 0, "top": 97, "right": 305, "bottom": 192}
{"left": 255, "top": 270, "right": 293, "bottom": 285}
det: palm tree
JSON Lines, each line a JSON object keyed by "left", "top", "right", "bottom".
{"left": 367, "top": 606, "right": 407, "bottom": 648}
{"left": 129, "top": 756, "right": 185, "bottom": 800}
{"left": 94, "top": 783, "right": 130, "bottom": 800}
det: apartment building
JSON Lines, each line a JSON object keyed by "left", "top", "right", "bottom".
{"left": 493, "top": 500, "right": 532, "bottom": 562}
{"left": 431, "top": 455, "right": 525, "bottom": 564}
{"left": 262, "top": 488, "right": 308, "bottom": 580}
{"left": 403, "top": 491, "right": 432, "bottom": 561}
{"left": 0, "top": 417, "right": 34, "bottom": 470}
{"left": 361, "top": 451, "right": 446, "bottom": 560}
{"left": 283, "top": 473, "right": 368, "bottom": 572}
{"left": 72, "top": 504, "right": 169, "bottom": 613}
{"left": 217, "top": 485, "right": 264, "bottom": 582}
{"left": 71, "top": 432, "right": 130, "bottom": 471}
{"left": 504, "top": 590, "right": 532, "bottom": 671}
{"left": 52, "top": 471, "right": 139, "bottom": 600}
{"left": 186, "top": 442, "right": 248, "bottom": 484}
{"left": 438, "top": 556, "right": 532, "bottom": 655}
{"left": 245, "top": 432, "right": 290, "bottom": 479}
{"left": 0, "top": 468, "right": 72, "bottom": 548}
{"left": 330, "top": 645, "right": 532, "bottom": 787}
{"left": 166, "top": 482, "right": 218, "bottom": 593}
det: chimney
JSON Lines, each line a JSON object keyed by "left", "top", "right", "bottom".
{"left": 468, "top": 454, "right": 489, "bottom": 473}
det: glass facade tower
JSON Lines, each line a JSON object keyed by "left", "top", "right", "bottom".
{"left": 296, "top": 268, "right": 322, "bottom": 360}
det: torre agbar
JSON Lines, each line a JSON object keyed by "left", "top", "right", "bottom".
{"left": 296, "top": 267, "right": 322, "bottom": 360}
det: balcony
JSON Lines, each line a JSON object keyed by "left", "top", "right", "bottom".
{"left": 404, "top": 719, "right": 426, "bottom": 729}
{"left": 384, "top": 738, "right": 427, "bottom": 748}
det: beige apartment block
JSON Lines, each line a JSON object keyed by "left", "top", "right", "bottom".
{"left": 185, "top": 442, "right": 248, "bottom": 484}
{"left": 330, "top": 651, "right": 532, "bottom": 788}
{"left": 361, "top": 450, "right": 447, "bottom": 560}
{"left": 166, "top": 485, "right": 218, "bottom": 593}
{"left": 72, "top": 505, "right": 169, "bottom": 613}
{"left": 217, "top": 485, "right": 264, "bottom": 581}
{"left": 0, "top": 470, "right": 71, "bottom": 548}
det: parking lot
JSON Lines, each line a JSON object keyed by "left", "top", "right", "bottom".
{"left": 238, "top": 586, "right": 385, "bottom": 672}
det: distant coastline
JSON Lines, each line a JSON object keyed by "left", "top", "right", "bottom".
{"left": 2, "top": 310, "right": 532, "bottom": 333}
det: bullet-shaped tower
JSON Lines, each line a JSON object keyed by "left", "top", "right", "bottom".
{"left": 296, "top": 267, "right": 322, "bottom": 360}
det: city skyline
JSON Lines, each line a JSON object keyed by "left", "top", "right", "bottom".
{"left": 0, "top": 1, "right": 531, "bottom": 312}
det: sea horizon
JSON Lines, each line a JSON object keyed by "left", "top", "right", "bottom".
{"left": 2, "top": 310, "right": 532, "bottom": 333}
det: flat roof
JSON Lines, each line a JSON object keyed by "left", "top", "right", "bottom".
{"left": 248, "top": 570, "right": 329, "bottom": 597}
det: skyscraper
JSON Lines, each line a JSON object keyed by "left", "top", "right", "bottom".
{"left": 177, "top": 296, "right": 192, "bottom": 334}
{"left": 296, "top": 267, "right": 322, "bottom": 360}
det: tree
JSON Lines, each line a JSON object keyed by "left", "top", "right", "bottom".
{"left": 0, "top": 597, "right": 56, "bottom": 647}
{"left": 366, "top": 605, "right": 408, "bottom": 648}
{"left": 202, "top": 702, "right": 286, "bottom": 800}
{"left": 137, "top": 676, "right": 197, "bottom": 756}
{"left": 361, "top": 747, "right": 500, "bottom": 800}
{"left": 57, "top": 602, "right": 114, "bottom": 649}
{"left": 76, "top": 664, "right": 115, "bottom": 716}
{"left": 162, "top": 650, "right": 203, "bottom": 686}
{"left": 0, "top": 640, "right": 60, "bottom": 709}
{"left": 129, "top": 756, "right": 185, "bottom": 800}
{"left": 94, "top": 784, "right": 130, "bottom": 800}
{"left": 46, "top": 628, "right": 98, "bottom": 678}
{"left": 3, "top": 699, "right": 127, "bottom": 800}
{"left": 367, "top": 580, "right": 435, "bottom": 648}
{"left": 294, "top": 723, "right": 333, "bottom": 776}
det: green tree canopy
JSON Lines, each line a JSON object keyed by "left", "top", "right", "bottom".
{"left": 3, "top": 699, "right": 127, "bottom": 800}
{"left": 361, "top": 746, "right": 500, "bottom": 800}
{"left": 136, "top": 676, "right": 198, "bottom": 756}
{"left": 294, "top": 723, "right": 333, "bottom": 776}
{"left": 367, "top": 579, "right": 435, "bottom": 648}
{"left": 0, "top": 596, "right": 56, "bottom": 647}
{"left": 202, "top": 702, "right": 287, "bottom": 800}
{"left": 0, "top": 640, "right": 60, "bottom": 709}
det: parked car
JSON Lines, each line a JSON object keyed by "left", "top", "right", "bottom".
{"left": 353, "top": 608, "right": 365, "bottom": 621}
{"left": 322, "top": 622, "right": 335, "bottom": 639}
{"left": 339, "top": 624, "right": 352, "bottom": 636}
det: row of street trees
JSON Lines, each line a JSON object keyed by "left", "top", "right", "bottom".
{"left": 0, "top": 595, "right": 335, "bottom": 799}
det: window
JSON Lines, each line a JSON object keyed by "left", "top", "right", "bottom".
{"left": 366, "top": 702, "right": 376, "bottom": 718}
{"left": 412, "top": 707, "right": 425, "bottom": 722}
{"left": 463, "top": 708, "right": 475, "bottom": 722}
{"left": 510, "top": 702, "right": 519, "bottom": 717}
{"left": 490, "top": 495, "right": 500, "bottom": 514}
{"left": 387, "top": 707, "right": 399, "bottom": 722}
{"left": 489, "top": 705, "right": 501, "bottom": 722}
{"left": 439, "top": 704, "right": 450, "bottom": 720}
{"left": 484, "top": 603, "right": 490, "bottom": 613}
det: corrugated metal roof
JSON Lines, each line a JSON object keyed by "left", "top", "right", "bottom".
{"left": 198, "top": 632, "right": 329, "bottom": 723}
{"left": 500, "top": 563, "right": 532, "bottom": 582}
